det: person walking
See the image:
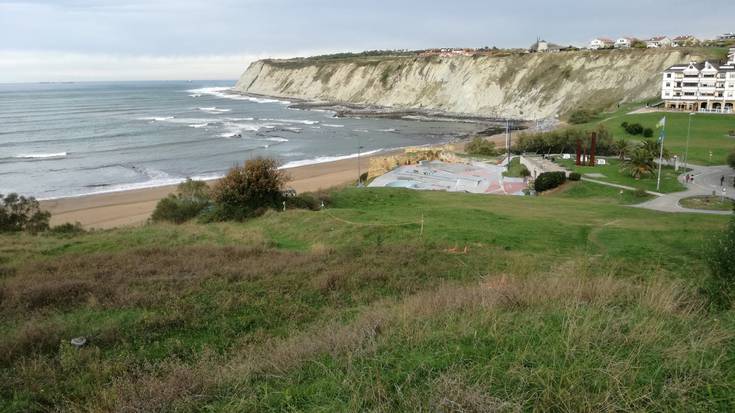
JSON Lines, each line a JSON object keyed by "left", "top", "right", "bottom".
{"left": 721, "top": 175, "right": 725, "bottom": 187}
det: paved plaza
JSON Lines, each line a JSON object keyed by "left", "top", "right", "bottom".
{"left": 368, "top": 160, "right": 527, "bottom": 195}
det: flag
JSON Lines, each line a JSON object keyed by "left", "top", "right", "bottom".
{"left": 656, "top": 116, "right": 666, "bottom": 144}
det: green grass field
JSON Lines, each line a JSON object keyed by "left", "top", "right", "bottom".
{"left": 680, "top": 195, "right": 735, "bottom": 211}
{"left": 2, "top": 187, "right": 734, "bottom": 411}
{"left": 503, "top": 157, "right": 527, "bottom": 177}
{"left": 553, "top": 180, "right": 654, "bottom": 204}
{"left": 576, "top": 107, "right": 735, "bottom": 166}
{"left": 558, "top": 158, "right": 686, "bottom": 193}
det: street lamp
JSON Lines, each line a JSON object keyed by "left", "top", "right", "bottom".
{"left": 684, "top": 112, "right": 695, "bottom": 171}
{"left": 357, "top": 142, "right": 365, "bottom": 187}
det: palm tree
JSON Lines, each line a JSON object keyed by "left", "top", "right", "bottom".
{"left": 622, "top": 147, "right": 655, "bottom": 179}
{"left": 640, "top": 139, "right": 671, "bottom": 161}
{"left": 613, "top": 138, "right": 632, "bottom": 161}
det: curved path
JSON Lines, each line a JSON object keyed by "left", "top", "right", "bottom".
{"left": 633, "top": 164, "right": 734, "bottom": 215}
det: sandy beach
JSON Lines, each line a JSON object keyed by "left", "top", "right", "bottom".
{"left": 41, "top": 133, "right": 511, "bottom": 230}
{"left": 42, "top": 151, "right": 391, "bottom": 229}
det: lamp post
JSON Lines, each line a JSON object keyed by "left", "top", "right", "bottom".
{"left": 357, "top": 142, "right": 364, "bottom": 187}
{"left": 684, "top": 112, "right": 695, "bottom": 171}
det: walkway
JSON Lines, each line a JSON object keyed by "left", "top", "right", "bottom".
{"left": 632, "top": 164, "right": 734, "bottom": 215}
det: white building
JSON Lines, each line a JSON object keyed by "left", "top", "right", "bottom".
{"left": 672, "top": 35, "right": 699, "bottom": 47}
{"left": 661, "top": 48, "right": 735, "bottom": 113}
{"left": 589, "top": 38, "right": 614, "bottom": 50}
{"left": 614, "top": 37, "right": 636, "bottom": 49}
{"left": 646, "top": 36, "right": 672, "bottom": 48}
{"left": 717, "top": 32, "right": 735, "bottom": 41}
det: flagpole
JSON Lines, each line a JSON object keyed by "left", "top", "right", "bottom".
{"left": 656, "top": 119, "right": 665, "bottom": 191}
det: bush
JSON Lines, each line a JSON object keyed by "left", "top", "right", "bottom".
{"left": 0, "top": 193, "right": 50, "bottom": 233}
{"left": 210, "top": 158, "right": 290, "bottom": 221}
{"left": 633, "top": 188, "right": 649, "bottom": 198}
{"left": 514, "top": 125, "right": 614, "bottom": 156}
{"left": 48, "top": 222, "right": 85, "bottom": 236}
{"left": 623, "top": 122, "right": 644, "bottom": 135}
{"left": 286, "top": 193, "right": 321, "bottom": 211}
{"left": 465, "top": 137, "right": 498, "bottom": 156}
{"left": 643, "top": 128, "right": 654, "bottom": 138}
{"left": 568, "top": 172, "right": 581, "bottom": 181}
{"left": 727, "top": 150, "right": 735, "bottom": 169}
{"left": 568, "top": 109, "right": 596, "bottom": 124}
{"left": 704, "top": 214, "right": 735, "bottom": 310}
{"left": 151, "top": 179, "right": 211, "bottom": 224}
{"left": 533, "top": 171, "right": 567, "bottom": 192}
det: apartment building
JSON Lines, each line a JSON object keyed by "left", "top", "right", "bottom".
{"left": 661, "top": 47, "right": 735, "bottom": 112}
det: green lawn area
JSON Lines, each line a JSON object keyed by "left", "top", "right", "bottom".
{"left": 582, "top": 111, "right": 735, "bottom": 166}
{"left": 558, "top": 158, "right": 686, "bottom": 193}
{"left": 502, "top": 156, "right": 527, "bottom": 177}
{"left": 2, "top": 188, "right": 733, "bottom": 411}
{"left": 553, "top": 180, "right": 654, "bottom": 205}
{"left": 680, "top": 195, "right": 735, "bottom": 211}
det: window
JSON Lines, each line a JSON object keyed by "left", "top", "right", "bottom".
{"left": 666, "top": 82, "right": 671, "bottom": 87}
{"left": 666, "top": 73, "right": 672, "bottom": 78}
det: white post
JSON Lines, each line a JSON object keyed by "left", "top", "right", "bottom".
{"left": 656, "top": 124, "right": 665, "bottom": 192}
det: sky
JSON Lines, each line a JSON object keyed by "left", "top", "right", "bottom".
{"left": 1, "top": 0, "right": 733, "bottom": 82}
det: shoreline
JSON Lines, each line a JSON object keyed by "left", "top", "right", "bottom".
{"left": 42, "top": 148, "right": 401, "bottom": 229}
{"left": 40, "top": 87, "right": 523, "bottom": 230}
{"left": 42, "top": 131, "right": 513, "bottom": 230}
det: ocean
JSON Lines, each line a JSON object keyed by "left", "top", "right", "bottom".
{"left": 0, "top": 81, "right": 484, "bottom": 199}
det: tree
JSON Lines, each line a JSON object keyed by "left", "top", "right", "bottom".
{"left": 0, "top": 193, "right": 50, "bottom": 233}
{"left": 465, "top": 137, "right": 498, "bottom": 156}
{"left": 641, "top": 139, "right": 671, "bottom": 161}
{"left": 210, "top": 158, "right": 290, "bottom": 220}
{"left": 621, "top": 147, "right": 655, "bottom": 179}
{"left": 613, "top": 138, "right": 632, "bottom": 161}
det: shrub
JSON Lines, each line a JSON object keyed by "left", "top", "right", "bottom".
{"left": 621, "top": 122, "right": 629, "bottom": 129}
{"left": 152, "top": 196, "right": 208, "bottom": 224}
{"left": 568, "top": 109, "right": 596, "bottom": 124}
{"left": 727, "top": 150, "right": 735, "bottom": 169}
{"left": 151, "top": 179, "right": 211, "bottom": 224}
{"left": 465, "top": 137, "right": 498, "bottom": 156}
{"left": 633, "top": 188, "right": 649, "bottom": 198}
{"left": 210, "top": 158, "right": 290, "bottom": 221}
{"left": 704, "top": 214, "right": 735, "bottom": 310}
{"left": 623, "top": 123, "right": 644, "bottom": 135}
{"left": 533, "top": 171, "right": 566, "bottom": 192}
{"left": 48, "top": 222, "right": 85, "bottom": 236}
{"left": 643, "top": 128, "right": 654, "bottom": 138}
{"left": 568, "top": 172, "right": 581, "bottom": 181}
{"left": 0, "top": 193, "right": 50, "bottom": 233}
{"left": 514, "top": 125, "right": 614, "bottom": 156}
{"left": 286, "top": 193, "right": 321, "bottom": 211}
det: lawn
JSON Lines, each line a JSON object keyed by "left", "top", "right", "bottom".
{"left": 680, "top": 195, "right": 735, "bottom": 211}
{"left": 589, "top": 111, "right": 735, "bottom": 166}
{"left": 558, "top": 158, "right": 686, "bottom": 193}
{"left": 503, "top": 156, "right": 527, "bottom": 177}
{"left": 1, "top": 187, "right": 733, "bottom": 411}
{"left": 553, "top": 180, "right": 654, "bottom": 205}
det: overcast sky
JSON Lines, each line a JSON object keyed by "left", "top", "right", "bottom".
{"left": 1, "top": 0, "right": 733, "bottom": 82}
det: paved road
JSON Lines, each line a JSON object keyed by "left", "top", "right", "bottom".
{"left": 633, "top": 164, "right": 734, "bottom": 215}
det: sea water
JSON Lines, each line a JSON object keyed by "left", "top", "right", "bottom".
{"left": 0, "top": 81, "right": 484, "bottom": 199}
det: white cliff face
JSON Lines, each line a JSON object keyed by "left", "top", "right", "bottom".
{"left": 236, "top": 49, "right": 716, "bottom": 119}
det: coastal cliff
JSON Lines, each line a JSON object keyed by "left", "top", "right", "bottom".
{"left": 236, "top": 48, "right": 723, "bottom": 119}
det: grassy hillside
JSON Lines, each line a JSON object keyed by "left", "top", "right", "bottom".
{"left": 2, "top": 188, "right": 734, "bottom": 411}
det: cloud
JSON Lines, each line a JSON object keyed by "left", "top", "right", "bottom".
{"left": 0, "top": 51, "right": 319, "bottom": 83}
